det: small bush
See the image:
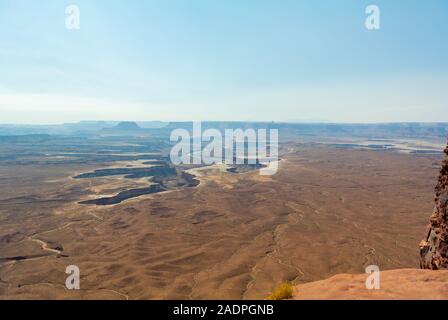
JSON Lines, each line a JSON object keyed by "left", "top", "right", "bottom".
{"left": 267, "top": 282, "right": 294, "bottom": 300}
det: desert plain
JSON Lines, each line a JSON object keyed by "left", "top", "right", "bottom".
{"left": 0, "top": 130, "right": 443, "bottom": 299}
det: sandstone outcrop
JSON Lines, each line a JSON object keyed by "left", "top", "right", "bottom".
{"left": 293, "top": 269, "right": 448, "bottom": 300}
{"left": 420, "top": 141, "right": 448, "bottom": 269}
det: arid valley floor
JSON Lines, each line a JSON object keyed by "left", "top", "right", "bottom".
{"left": 0, "top": 127, "right": 444, "bottom": 299}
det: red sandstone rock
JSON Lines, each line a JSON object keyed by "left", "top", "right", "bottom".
{"left": 293, "top": 269, "right": 448, "bottom": 300}
{"left": 420, "top": 141, "right": 448, "bottom": 269}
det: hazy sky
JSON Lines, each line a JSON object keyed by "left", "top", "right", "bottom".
{"left": 0, "top": 0, "right": 447, "bottom": 124}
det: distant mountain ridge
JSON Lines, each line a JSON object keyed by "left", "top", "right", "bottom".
{"left": 0, "top": 121, "right": 447, "bottom": 141}
{"left": 106, "top": 121, "right": 142, "bottom": 131}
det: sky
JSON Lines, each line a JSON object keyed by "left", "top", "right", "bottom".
{"left": 0, "top": 0, "right": 447, "bottom": 124}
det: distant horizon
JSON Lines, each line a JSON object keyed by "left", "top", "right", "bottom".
{"left": 2, "top": 120, "right": 448, "bottom": 126}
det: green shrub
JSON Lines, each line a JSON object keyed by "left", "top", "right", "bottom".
{"left": 267, "top": 282, "right": 294, "bottom": 300}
